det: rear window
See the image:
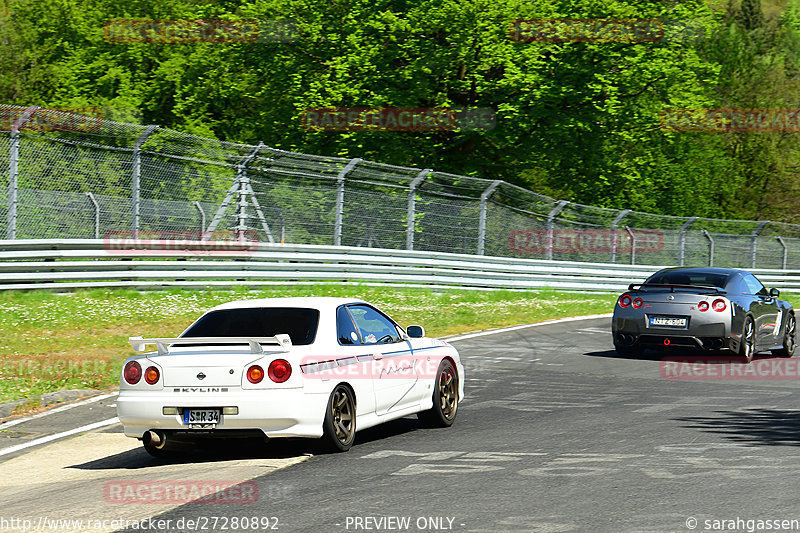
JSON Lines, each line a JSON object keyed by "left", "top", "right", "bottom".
{"left": 645, "top": 271, "right": 729, "bottom": 289}
{"left": 181, "top": 308, "right": 320, "bottom": 346}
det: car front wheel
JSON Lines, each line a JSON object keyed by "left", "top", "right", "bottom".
{"left": 773, "top": 313, "right": 796, "bottom": 358}
{"left": 418, "top": 359, "right": 459, "bottom": 428}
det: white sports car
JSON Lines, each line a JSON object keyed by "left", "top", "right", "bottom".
{"left": 117, "top": 297, "right": 464, "bottom": 455}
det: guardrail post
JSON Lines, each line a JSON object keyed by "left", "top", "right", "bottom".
{"left": 545, "top": 200, "right": 569, "bottom": 260}
{"left": 701, "top": 229, "right": 714, "bottom": 267}
{"left": 85, "top": 192, "right": 100, "bottom": 239}
{"left": 678, "top": 216, "right": 697, "bottom": 266}
{"left": 406, "top": 168, "right": 432, "bottom": 250}
{"left": 193, "top": 201, "right": 206, "bottom": 237}
{"left": 477, "top": 180, "right": 502, "bottom": 255}
{"left": 7, "top": 106, "right": 39, "bottom": 239}
{"left": 751, "top": 220, "right": 769, "bottom": 269}
{"left": 132, "top": 125, "right": 158, "bottom": 239}
{"left": 334, "top": 158, "right": 361, "bottom": 246}
{"left": 624, "top": 226, "right": 636, "bottom": 265}
{"left": 777, "top": 236, "right": 788, "bottom": 269}
{"left": 609, "top": 209, "right": 630, "bottom": 263}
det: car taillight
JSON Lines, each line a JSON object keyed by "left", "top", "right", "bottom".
{"left": 698, "top": 301, "right": 709, "bottom": 312}
{"left": 144, "top": 366, "right": 160, "bottom": 385}
{"left": 712, "top": 299, "right": 727, "bottom": 312}
{"left": 247, "top": 365, "right": 264, "bottom": 384}
{"left": 124, "top": 361, "right": 142, "bottom": 385}
{"left": 618, "top": 295, "right": 632, "bottom": 308}
{"left": 268, "top": 359, "right": 292, "bottom": 383}
{"left": 632, "top": 298, "right": 643, "bottom": 309}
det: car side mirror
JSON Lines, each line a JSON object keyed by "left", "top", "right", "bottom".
{"left": 770, "top": 288, "right": 780, "bottom": 298}
{"left": 406, "top": 325, "right": 425, "bottom": 338}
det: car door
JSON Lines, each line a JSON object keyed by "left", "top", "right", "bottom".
{"left": 345, "top": 304, "right": 418, "bottom": 416}
{"left": 743, "top": 274, "right": 780, "bottom": 347}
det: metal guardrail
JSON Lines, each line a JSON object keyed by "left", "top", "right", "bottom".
{"left": 0, "top": 239, "right": 798, "bottom": 293}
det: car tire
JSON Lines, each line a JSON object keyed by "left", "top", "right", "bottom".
{"left": 772, "top": 313, "right": 796, "bottom": 358}
{"left": 739, "top": 316, "right": 756, "bottom": 363}
{"left": 320, "top": 384, "right": 356, "bottom": 453}
{"left": 418, "top": 359, "right": 459, "bottom": 428}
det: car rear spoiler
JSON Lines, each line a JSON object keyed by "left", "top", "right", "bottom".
{"left": 627, "top": 283, "right": 726, "bottom": 294}
{"left": 128, "top": 335, "right": 293, "bottom": 355}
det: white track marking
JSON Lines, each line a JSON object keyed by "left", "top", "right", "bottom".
{"left": 0, "top": 416, "right": 119, "bottom": 457}
{"left": 0, "top": 391, "right": 118, "bottom": 429}
{"left": 444, "top": 313, "right": 612, "bottom": 343}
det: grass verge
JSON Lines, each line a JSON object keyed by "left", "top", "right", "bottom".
{"left": 0, "top": 285, "right": 622, "bottom": 403}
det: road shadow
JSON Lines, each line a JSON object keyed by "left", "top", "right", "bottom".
{"left": 675, "top": 408, "right": 800, "bottom": 446}
{"left": 583, "top": 349, "right": 767, "bottom": 365}
{"left": 70, "top": 417, "right": 422, "bottom": 469}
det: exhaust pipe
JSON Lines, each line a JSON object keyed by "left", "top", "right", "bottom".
{"left": 142, "top": 430, "right": 167, "bottom": 449}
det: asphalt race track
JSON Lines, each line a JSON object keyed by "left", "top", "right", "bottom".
{"left": 3, "top": 316, "right": 800, "bottom": 533}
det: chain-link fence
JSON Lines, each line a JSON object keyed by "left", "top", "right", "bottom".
{"left": 3, "top": 103, "right": 800, "bottom": 268}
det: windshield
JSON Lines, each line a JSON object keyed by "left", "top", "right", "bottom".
{"left": 643, "top": 271, "right": 730, "bottom": 290}
{"left": 181, "top": 308, "right": 320, "bottom": 346}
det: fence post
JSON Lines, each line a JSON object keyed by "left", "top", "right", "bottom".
{"left": 7, "top": 106, "right": 39, "bottom": 239}
{"left": 334, "top": 158, "right": 361, "bottom": 246}
{"left": 477, "top": 180, "right": 502, "bottom": 255}
{"left": 85, "top": 192, "right": 100, "bottom": 239}
{"left": 777, "top": 236, "right": 788, "bottom": 269}
{"left": 406, "top": 168, "right": 432, "bottom": 250}
{"left": 624, "top": 226, "right": 636, "bottom": 265}
{"left": 678, "top": 216, "right": 697, "bottom": 266}
{"left": 751, "top": 221, "right": 769, "bottom": 269}
{"left": 193, "top": 201, "right": 206, "bottom": 237}
{"left": 701, "top": 229, "right": 714, "bottom": 267}
{"left": 131, "top": 125, "right": 158, "bottom": 239}
{"left": 609, "top": 209, "right": 631, "bottom": 263}
{"left": 545, "top": 200, "right": 569, "bottom": 260}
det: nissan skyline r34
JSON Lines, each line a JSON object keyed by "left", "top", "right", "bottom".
{"left": 117, "top": 297, "right": 464, "bottom": 455}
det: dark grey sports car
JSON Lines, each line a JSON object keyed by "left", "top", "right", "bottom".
{"left": 612, "top": 267, "right": 795, "bottom": 362}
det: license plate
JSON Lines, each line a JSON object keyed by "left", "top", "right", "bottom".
{"left": 183, "top": 409, "right": 220, "bottom": 425}
{"left": 649, "top": 316, "right": 688, "bottom": 328}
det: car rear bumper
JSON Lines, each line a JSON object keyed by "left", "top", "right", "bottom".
{"left": 117, "top": 388, "right": 329, "bottom": 439}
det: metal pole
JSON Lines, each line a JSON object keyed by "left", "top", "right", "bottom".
{"left": 132, "top": 125, "right": 157, "bottom": 239}
{"left": 751, "top": 220, "right": 769, "bottom": 269}
{"left": 333, "top": 158, "right": 361, "bottom": 246}
{"left": 624, "top": 226, "right": 636, "bottom": 265}
{"left": 193, "top": 201, "right": 206, "bottom": 238}
{"left": 406, "top": 168, "right": 432, "bottom": 250}
{"left": 235, "top": 142, "right": 264, "bottom": 240}
{"left": 701, "top": 229, "right": 714, "bottom": 267}
{"left": 7, "top": 106, "right": 39, "bottom": 239}
{"left": 609, "top": 209, "right": 631, "bottom": 263}
{"left": 477, "top": 180, "right": 502, "bottom": 255}
{"left": 678, "top": 216, "right": 698, "bottom": 266}
{"left": 777, "top": 236, "right": 788, "bottom": 269}
{"left": 545, "top": 200, "right": 569, "bottom": 260}
{"left": 85, "top": 192, "right": 100, "bottom": 239}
